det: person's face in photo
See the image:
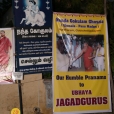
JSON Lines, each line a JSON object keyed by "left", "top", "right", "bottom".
{"left": 0, "top": 31, "right": 5, "bottom": 37}
{"left": 93, "top": 44, "right": 97, "bottom": 50}
{"left": 83, "top": 43, "right": 88, "bottom": 49}
{"left": 29, "top": 2, "right": 34, "bottom": 6}
{"left": 97, "top": 43, "right": 101, "bottom": 49}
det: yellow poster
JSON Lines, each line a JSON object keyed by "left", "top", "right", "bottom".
{"left": 53, "top": 12, "right": 112, "bottom": 114}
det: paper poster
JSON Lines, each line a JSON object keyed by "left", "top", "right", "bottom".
{"left": 53, "top": 12, "right": 112, "bottom": 113}
{"left": 0, "top": 28, "right": 15, "bottom": 84}
{"left": 15, "top": 27, "right": 52, "bottom": 74}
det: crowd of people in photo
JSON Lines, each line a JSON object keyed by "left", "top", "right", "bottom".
{"left": 57, "top": 34, "right": 105, "bottom": 72}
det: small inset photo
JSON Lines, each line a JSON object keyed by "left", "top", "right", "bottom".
{"left": 56, "top": 33, "right": 105, "bottom": 72}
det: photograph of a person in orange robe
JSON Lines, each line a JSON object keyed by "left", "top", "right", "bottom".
{"left": 0, "top": 30, "right": 12, "bottom": 71}
{"left": 56, "top": 34, "right": 105, "bottom": 72}
{"left": 75, "top": 42, "right": 93, "bottom": 71}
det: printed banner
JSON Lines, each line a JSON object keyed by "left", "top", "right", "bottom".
{"left": 0, "top": 28, "right": 15, "bottom": 84}
{"left": 15, "top": 27, "right": 52, "bottom": 74}
{"left": 13, "top": 0, "right": 52, "bottom": 27}
{"left": 53, "top": 12, "right": 112, "bottom": 113}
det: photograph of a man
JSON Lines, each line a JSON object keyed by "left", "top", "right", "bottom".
{"left": 72, "top": 40, "right": 81, "bottom": 69}
{"left": 75, "top": 41, "right": 93, "bottom": 71}
{"left": 0, "top": 30, "right": 12, "bottom": 71}
{"left": 56, "top": 34, "right": 105, "bottom": 72}
{"left": 96, "top": 42, "right": 104, "bottom": 71}
{"left": 89, "top": 42, "right": 105, "bottom": 71}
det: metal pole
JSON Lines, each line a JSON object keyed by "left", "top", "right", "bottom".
{"left": 18, "top": 80, "right": 23, "bottom": 114}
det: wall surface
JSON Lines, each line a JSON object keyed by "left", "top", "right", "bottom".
{"left": 0, "top": 83, "right": 19, "bottom": 114}
{"left": 0, "top": 73, "right": 52, "bottom": 114}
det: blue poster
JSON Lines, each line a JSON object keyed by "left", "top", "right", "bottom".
{"left": 13, "top": 0, "right": 52, "bottom": 27}
{"left": 15, "top": 27, "right": 52, "bottom": 74}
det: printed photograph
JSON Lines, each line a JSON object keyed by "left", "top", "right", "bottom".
{"left": 0, "top": 29, "right": 14, "bottom": 84}
{"left": 20, "top": 0, "right": 46, "bottom": 27}
{"left": 56, "top": 33, "right": 105, "bottom": 72}
{"left": 13, "top": 0, "right": 52, "bottom": 27}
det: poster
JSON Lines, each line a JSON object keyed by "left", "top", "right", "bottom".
{"left": 0, "top": 28, "right": 15, "bottom": 84}
{"left": 13, "top": 0, "right": 52, "bottom": 27}
{"left": 15, "top": 27, "right": 52, "bottom": 74}
{"left": 53, "top": 12, "right": 112, "bottom": 113}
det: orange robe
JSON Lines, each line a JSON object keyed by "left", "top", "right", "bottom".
{"left": 83, "top": 46, "right": 93, "bottom": 71}
{"left": 0, "top": 37, "right": 12, "bottom": 66}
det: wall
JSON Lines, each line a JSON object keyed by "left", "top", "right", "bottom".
{"left": 0, "top": 83, "right": 19, "bottom": 114}
{"left": 0, "top": 73, "right": 52, "bottom": 114}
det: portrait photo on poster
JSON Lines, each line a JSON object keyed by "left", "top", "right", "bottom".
{"left": 56, "top": 33, "right": 105, "bottom": 72}
{"left": 0, "top": 28, "right": 14, "bottom": 84}
{"left": 13, "top": 0, "right": 52, "bottom": 27}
